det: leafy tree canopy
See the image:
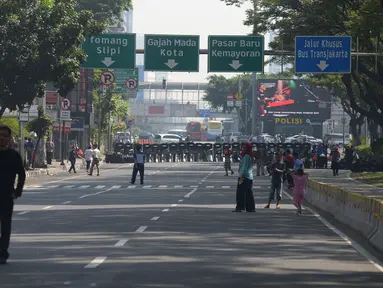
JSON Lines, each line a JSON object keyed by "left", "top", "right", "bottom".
{"left": 222, "top": 0, "right": 383, "bottom": 126}
{"left": 78, "top": 0, "right": 132, "bottom": 25}
{"left": 0, "top": 0, "right": 103, "bottom": 117}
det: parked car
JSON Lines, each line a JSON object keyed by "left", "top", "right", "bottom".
{"left": 154, "top": 134, "right": 183, "bottom": 144}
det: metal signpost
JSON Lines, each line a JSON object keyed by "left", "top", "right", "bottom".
{"left": 208, "top": 35, "right": 264, "bottom": 73}
{"left": 82, "top": 34, "right": 136, "bottom": 69}
{"left": 144, "top": 34, "right": 200, "bottom": 72}
{"left": 295, "top": 36, "right": 352, "bottom": 73}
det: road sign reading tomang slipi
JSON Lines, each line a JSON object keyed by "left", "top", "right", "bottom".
{"left": 295, "top": 36, "right": 352, "bottom": 73}
{"left": 82, "top": 34, "right": 136, "bottom": 69}
{"left": 208, "top": 35, "right": 264, "bottom": 73}
{"left": 144, "top": 34, "right": 200, "bottom": 72}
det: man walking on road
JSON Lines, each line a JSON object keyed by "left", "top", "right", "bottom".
{"left": 89, "top": 144, "right": 101, "bottom": 176}
{"left": 0, "top": 125, "right": 26, "bottom": 264}
{"left": 130, "top": 145, "right": 145, "bottom": 185}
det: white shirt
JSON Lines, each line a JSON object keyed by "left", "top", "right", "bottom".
{"left": 92, "top": 148, "right": 101, "bottom": 159}
{"left": 85, "top": 149, "right": 93, "bottom": 161}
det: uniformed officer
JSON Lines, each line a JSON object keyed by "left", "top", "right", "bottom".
{"left": 130, "top": 145, "right": 145, "bottom": 185}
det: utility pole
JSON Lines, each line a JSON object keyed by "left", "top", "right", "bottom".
{"left": 98, "top": 85, "right": 103, "bottom": 148}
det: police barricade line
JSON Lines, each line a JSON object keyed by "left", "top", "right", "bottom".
{"left": 305, "top": 179, "right": 383, "bottom": 253}
{"left": 109, "top": 142, "right": 312, "bottom": 163}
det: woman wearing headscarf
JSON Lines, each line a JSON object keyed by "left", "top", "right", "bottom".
{"left": 233, "top": 142, "right": 256, "bottom": 212}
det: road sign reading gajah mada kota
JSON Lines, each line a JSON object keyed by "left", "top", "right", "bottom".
{"left": 208, "top": 35, "right": 264, "bottom": 73}
{"left": 82, "top": 34, "right": 136, "bottom": 69}
{"left": 144, "top": 34, "right": 200, "bottom": 72}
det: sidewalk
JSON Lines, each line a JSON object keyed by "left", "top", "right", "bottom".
{"left": 307, "top": 169, "right": 383, "bottom": 200}
{"left": 25, "top": 160, "right": 84, "bottom": 179}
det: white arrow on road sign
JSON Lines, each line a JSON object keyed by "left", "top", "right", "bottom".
{"left": 229, "top": 60, "right": 243, "bottom": 70}
{"left": 317, "top": 60, "right": 329, "bottom": 71}
{"left": 164, "top": 59, "right": 178, "bottom": 69}
{"left": 101, "top": 57, "right": 115, "bottom": 67}
{"left": 125, "top": 78, "right": 137, "bottom": 90}
{"left": 100, "top": 70, "right": 115, "bottom": 86}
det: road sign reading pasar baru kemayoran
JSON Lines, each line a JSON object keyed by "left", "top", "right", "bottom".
{"left": 82, "top": 34, "right": 136, "bottom": 69}
{"left": 208, "top": 35, "right": 264, "bottom": 73}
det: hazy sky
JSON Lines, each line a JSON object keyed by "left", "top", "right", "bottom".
{"left": 132, "top": 0, "right": 252, "bottom": 82}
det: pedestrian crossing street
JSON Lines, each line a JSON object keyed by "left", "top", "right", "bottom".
{"left": 24, "top": 184, "right": 270, "bottom": 191}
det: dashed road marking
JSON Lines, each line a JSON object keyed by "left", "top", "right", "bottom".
{"left": 184, "top": 188, "right": 197, "bottom": 198}
{"left": 135, "top": 226, "right": 147, "bottom": 232}
{"left": 46, "top": 185, "right": 59, "bottom": 188}
{"left": 151, "top": 216, "right": 160, "bottom": 221}
{"left": 111, "top": 185, "right": 121, "bottom": 189}
{"left": 79, "top": 185, "right": 90, "bottom": 189}
{"left": 63, "top": 201, "right": 72, "bottom": 205}
{"left": 95, "top": 185, "right": 105, "bottom": 189}
{"left": 178, "top": 199, "right": 183, "bottom": 202}
{"left": 114, "top": 239, "right": 129, "bottom": 247}
{"left": 128, "top": 185, "right": 136, "bottom": 188}
{"left": 222, "top": 186, "right": 230, "bottom": 189}
{"left": 206, "top": 186, "right": 214, "bottom": 189}
{"left": 174, "top": 185, "right": 183, "bottom": 188}
{"left": 190, "top": 185, "right": 198, "bottom": 188}
{"left": 42, "top": 206, "right": 53, "bottom": 210}
{"left": 63, "top": 185, "right": 75, "bottom": 189}
{"left": 143, "top": 185, "right": 152, "bottom": 188}
{"left": 84, "top": 257, "right": 107, "bottom": 268}
{"left": 159, "top": 185, "right": 168, "bottom": 188}
{"left": 17, "top": 211, "right": 30, "bottom": 215}
{"left": 162, "top": 208, "right": 169, "bottom": 212}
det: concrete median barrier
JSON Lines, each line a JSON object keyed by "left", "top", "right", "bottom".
{"left": 305, "top": 179, "right": 383, "bottom": 253}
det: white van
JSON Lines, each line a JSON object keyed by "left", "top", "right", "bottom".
{"left": 155, "top": 134, "right": 182, "bottom": 144}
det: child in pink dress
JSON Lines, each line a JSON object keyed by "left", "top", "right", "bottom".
{"left": 292, "top": 169, "right": 308, "bottom": 214}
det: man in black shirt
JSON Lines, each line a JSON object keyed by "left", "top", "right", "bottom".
{"left": 130, "top": 145, "right": 145, "bottom": 185}
{"left": 0, "top": 125, "right": 26, "bottom": 264}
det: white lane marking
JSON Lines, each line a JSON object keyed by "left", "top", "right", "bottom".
{"left": 171, "top": 204, "right": 178, "bottom": 207}
{"left": 174, "top": 185, "right": 183, "bottom": 188}
{"left": 84, "top": 257, "right": 107, "bottom": 268}
{"left": 178, "top": 199, "right": 183, "bottom": 202}
{"left": 135, "top": 226, "right": 147, "bottom": 232}
{"left": 79, "top": 188, "right": 112, "bottom": 199}
{"left": 143, "top": 185, "right": 152, "bottom": 188}
{"left": 253, "top": 186, "right": 261, "bottom": 189}
{"left": 111, "top": 185, "right": 121, "bottom": 189}
{"left": 42, "top": 206, "right": 53, "bottom": 210}
{"left": 17, "top": 211, "right": 30, "bottom": 215}
{"left": 222, "top": 186, "right": 230, "bottom": 189}
{"left": 159, "top": 185, "right": 168, "bottom": 188}
{"left": 46, "top": 185, "right": 59, "bottom": 188}
{"left": 95, "top": 185, "right": 105, "bottom": 189}
{"left": 190, "top": 185, "right": 199, "bottom": 188}
{"left": 162, "top": 208, "right": 169, "bottom": 212}
{"left": 206, "top": 186, "right": 214, "bottom": 189}
{"left": 184, "top": 188, "right": 197, "bottom": 198}
{"left": 283, "top": 191, "right": 383, "bottom": 273}
{"left": 79, "top": 185, "right": 90, "bottom": 189}
{"left": 151, "top": 216, "right": 160, "bottom": 221}
{"left": 63, "top": 185, "right": 75, "bottom": 188}
{"left": 128, "top": 185, "right": 136, "bottom": 188}
{"left": 63, "top": 281, "right": 72, "bottom": 285}
{"left": 114, "top": 239, "right": 129, "bottom": 247}
{"left": 31, "top": 164, "right": 131, "bottom": 185}
{"left": 63, "top": 201, "right": 72, "bottom": 205}
{"left": 198, "top": 183, "right": 202, "bottom": 185}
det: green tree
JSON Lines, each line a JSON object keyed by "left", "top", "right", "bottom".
{"left": 78, "top": 0, "right": 132, "bottom": 25}
{"left": 26, "top": 106, "right": 52, "bottom": 168}
{"left": 0, "top": 0, "right": 103, "bottom": 118}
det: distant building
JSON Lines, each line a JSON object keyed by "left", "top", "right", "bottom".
{"left": 264, "top": 31, "right": 292, "bottom": 74}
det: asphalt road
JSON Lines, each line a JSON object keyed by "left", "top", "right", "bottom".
{"left": 1, "top": 162, "right": 382, "bottom": 287}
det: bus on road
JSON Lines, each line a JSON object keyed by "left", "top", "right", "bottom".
{"left": 186, "top": 121, "right": 202, "bottom": 141}
{"left": 207, "top": 120, "right": 223, "bottom": 141}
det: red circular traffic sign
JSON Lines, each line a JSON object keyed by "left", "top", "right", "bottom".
{"left": 125, "top": 78, "right": 138, "bottom": 90}
{"left": 100, "top": 71, "right": 115, "bottom": 86}
{"left": 61, "top": 98, "right": 71, "bottom": 110}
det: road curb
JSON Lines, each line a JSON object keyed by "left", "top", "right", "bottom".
{"left": 25, "top": 162, "right": 84, "bottom": 178}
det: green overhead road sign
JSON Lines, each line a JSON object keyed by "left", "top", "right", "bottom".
{"left": 82, "top": 34, "right": 136, "bottom": 69}
{"left": 144, "top": 34, "right": 200, "bottom": 72}
{"left": 113, "top": 69, "right": 138, "bottom": 99}
{"left": 208, "top": 35, "right": 264, "bottom": 73}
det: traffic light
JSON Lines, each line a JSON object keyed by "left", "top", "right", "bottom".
{"left": 162, "top": 78, "right": 167, "bottom": 89}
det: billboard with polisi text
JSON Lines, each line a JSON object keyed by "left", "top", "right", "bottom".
{"left": 257, "top": 79, "right": 331, "bottom": 120}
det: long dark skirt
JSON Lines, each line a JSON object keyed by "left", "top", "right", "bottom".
{"left": 235, "top": 177, "right": 255, "bottom": 212}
